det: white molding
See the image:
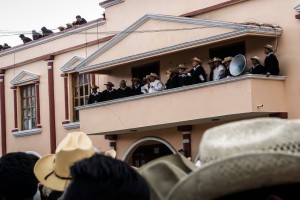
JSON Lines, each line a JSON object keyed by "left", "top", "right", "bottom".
{"left": 60, "top": 56, "right": 85, "bottom": 72}
{"left": 62, "top": 122, "right": 80, "bottom": 130}
{"left": 12, "top": 128, "right": 42, "bottom": 137}
{"left": 77, "top": 75, "right": 286, "bottom": 110}
{"left": 121, "top": 137, "right": 177, "bottom": 161}
{"left": 76, "top": 14, "right": 282, "bottom": 72}
{"left": 100, "top": 0, "right": 124, "bottom": 8}
{"left": 0, "top": 20, "right": 106, "bottom": 57}
{"left": 295, "top": 4, "right": 300, "bottom": 12}
{"left": 10, "top": 70, "right": 40, "bottom": 85}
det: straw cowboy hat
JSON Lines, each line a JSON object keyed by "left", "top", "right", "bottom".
{"left": 177, "top": 64, "right": 188, "bottom": 69}
{"left": 104, "top": 82, "right": 114, "bottom": 87}
{"left": 103, "top": 149, "right": 117, "bottom": 159}
{"left": 250, "top": 56, "right": 261, "bottom": 63}
{"left": 207, "top": 59, "right": 214, "bottom": 64}
{"left": 138, "top": 153, "right": 197, "bottom": 200}
{"left": 264, "top": 44, "right": 274, "bottom": 51}
{"left": 167, "top": 118, "right": 300, "bottom": 200}
{"left": 212, "top": 57, "right": 222, "bottom": 62}
{"left": 222, "top": 56, "right": 233, "bottom": 64}
{"left": 91, "top": 85, "right": 99, "bottom": 90}
{"left": 34, "top": 132, "right": 96, "bottom": 191}
{"left": 148, "top": 73, "right": 159, "bottom": 79}
{"left": 191, "top": 57, "right": 202, "bottom": 64}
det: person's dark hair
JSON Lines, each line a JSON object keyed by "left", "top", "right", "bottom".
{"left": 61, "top": 154, "right": 150, "bottom": 200}
{"left": 0, "top": 152, "right": 38, "bottom": 200}
{"left": 76, "top": 15, "right": 81, "bottom": 18}
{"left": 19, "top": 34, "right": 25, "bottom": 38}
{"left": 216, "top": 183, "right": 300, "bottom": 200}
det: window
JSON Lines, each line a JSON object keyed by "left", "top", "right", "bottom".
{"left": 73, "top": 73, "right": 91, "bottom": 122}
{"left": 21, "top": 85, "right": 36, "bottom": 130}
{"left": 131, "top": 61, "right": 160, "bottom": 80}
{"left": 209, "top": 42, "right": 246, "bottom": 60}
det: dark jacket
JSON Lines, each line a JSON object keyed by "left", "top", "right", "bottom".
{"left": 178, "top": 74, "right": 190, "bottom": 87}
{"left": 116, "top": 87, "right": 131, "bottom": 98}
{"left": 73, "top": 18, "right": 87, "bottom": 25}
{"left": 22, "top": 37, "right": 32, "bottom": 44}
{"left": 102, "top": 89, "right": 117, "bottom": 101}
{"left": 41, "top": 27, "right": 53, "bottom": 37}
{"left": 165, "top": 75, "right": 179, "bottom": 89}
{"left": 33, "top": 33, "right": 43, "bottom": 40}
{"left": 88, "top": 93, "right": 101, "bottom": 104}
{"left": 249, "top": 64, "right": 265, "bottom": 75}
{"left": 209, "top": 70, "right": 214, "bottom": 81}
{"left": 264, "top": 53, "right": 280, "bottom": 75}
{"left": 131, "top": 85, "right": 142, "bottom": 96}
{"left": 189, "top": 65, "right": 207, "bottom": 84}
{"left": 224, "top": 68, "right": 232, "bottom": 77}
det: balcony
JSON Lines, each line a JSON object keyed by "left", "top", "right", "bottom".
{"left": 77, "top": 75, "right": 287, "bottom": 135}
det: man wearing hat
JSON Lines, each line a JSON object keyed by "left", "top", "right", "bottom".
{"left": 88, "top": 85, "right": 101, "bottom": 104}
{"left": 208, "top": 59, "right": 215, "bottom": 81}
{"left": 148, "top": 73, "right": 164, "bottom": 93}
{"left": 249, "top": 56, "right": 265, "bottom": 75}
{"left": 177, "top": 64, "right": 190, "bottom": 87}
{"left": 264, "top": 44, "right": 280, "bottom": 75}
{"left": 213, "top": 57, "right": 225, "bottom": 80}
{"left": 117, "top": 80, "right": 131, "bottom": 99}
{"left": 131, "top": 78, "right": 143, "bottom": 96}
{"left": 41, "top": 26, "right": 53, "bottom": 37}
{"left": 73, "top": 15, "right": 87, "bottom": 26}
{"left": 141, "top": 75, "right": 151, "bottom": 94}
{"left": 32, "top": 30, "right": 43, "bottom": 40}
{"left": 187, "top": 57, "right": 207, "bottom": 85}
{"left": 165, "top": 68, "right": 179, "bottom": 89}
{"left": 223, "top": 56, "right": 233, "bottom": 77}
{"left": 102, "top": 82, "right": 117, "bottom": 101}
{"left": 19, "top": 34, "right": 32, "bottom": 44}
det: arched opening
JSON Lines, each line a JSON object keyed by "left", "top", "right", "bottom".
{"left": 122, "top": 137, "right": 176, "bottom": 167}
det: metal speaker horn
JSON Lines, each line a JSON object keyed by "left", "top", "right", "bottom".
{"left": 229, "top": 54, "right": 246, "bottom": 76}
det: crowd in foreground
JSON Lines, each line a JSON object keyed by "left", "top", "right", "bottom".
{"left": 0, "top": 118, "right": 299, "bottom": 200}
{"left": 88, "top": 44, "right": 280, "bottom": 104}
{"left": 0, "top": 15, "right": 88, "bottom": 51}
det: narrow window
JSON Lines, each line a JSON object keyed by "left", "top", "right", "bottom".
{"left": 21, "top": 85, "right": 36, "bottom": 130}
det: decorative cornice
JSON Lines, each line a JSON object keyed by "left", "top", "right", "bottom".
{"left": 77, "top": 75, "right": 286, "bottom": 110}
{"left": 60, "top": 56, "right": 85, "bottom": 72}
{"left": 10, "top": 70, "right": 40, "bottom": 85}
{"left": 12, "top": 128, "right": 42, "bottom": 137}
{"left": 99, "top": 0, "right": 124, "bottom": 8}
{"left": 62, "top": 122, "right": 80, "bottom": 130}
{"left": 76, "top": 14, "right": 282, "bottom": 73}
{"left": 0, "top": 19, "right": 106, "bottom": 57}
{"left": 295, "top": 4, "right": 300, "bottom": 12}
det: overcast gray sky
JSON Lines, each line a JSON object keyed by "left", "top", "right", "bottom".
{"left": 0, "top": 0, "right": 104, "bottom": 47}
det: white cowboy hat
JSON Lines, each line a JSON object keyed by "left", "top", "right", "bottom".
{"left": 222, "top": 56, "right": 233, "bottom": 64}
{"left": 148, "top": 73, "right": 159, "bottom": 79}
{"left": 264, "top": 44, "right": 274, "bottom": 51}
{"left": 167, "top": 118, "right": 300, "bottom": 200}
{"left": 34, "top": 132, "right": 96, "bottom": 191}
{"left": 250, "top": 56, "right": 261, "bottom": 63}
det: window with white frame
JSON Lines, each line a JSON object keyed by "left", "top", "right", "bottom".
{"left": 72, "top": 73, "right": 91, "bottom": 122}
{"left": 20, "top": 84, "right": 36, "bottom": 130}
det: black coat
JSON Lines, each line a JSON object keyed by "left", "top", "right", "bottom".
{"left": 22, "top": 37, "right": 32, "bottom": 44}
{"left": 209, "top": 70, "right": 214, "bottom": 81}
{"left": 41, "top": 28, "right": 53, "bottom": 37}
{"left": 88, "top": 93, "right": 101, "bottom": 104}
{"left": 224, "top": 68, "right": 232, "bottom": 77}
{"left": 131, "top": 85, "right": 142, "bottom": 96}
{"left": 73, "top": 18, "right": 87, "bottom": 25}
{"left": 165, "top": 75, "right": 179, "bottom": 89}
{"left": 178, "top": 74, "right": 190, "bottom": 87}
{"left": 264, "top": 53, "right": 279, "bottom": 75}
{"left": 189, "top": 65, "right": 207, "bottom": 84}
{"left": 116, "top": 87, "right": 131, "bottom": 98}
{"left": 33, "top": 33, "right": 43, "bottom": 40}
{"left": 249, "top": 64, "right": 265, "bottom": 75}
{"left": 102, "top": 89, "right": 117, "bottom": 101}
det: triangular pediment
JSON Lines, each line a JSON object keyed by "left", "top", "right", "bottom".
{"left": 11, "top": 71, "right": 40, "bottom": 85}
{"left": 76, "top": 14, "right": 282, "bottom": 73}
{"left": 60, "top": 56, "right": 85, "bottom": 72}
{"left": 295, "top": 4, "right": 300, "bottom": 12}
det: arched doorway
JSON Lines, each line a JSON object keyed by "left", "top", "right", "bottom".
{"left": 122, "top": 137, "right": 176, "bottom": 167}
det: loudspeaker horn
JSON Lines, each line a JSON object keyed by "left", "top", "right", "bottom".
{"left": 229, "top": 54, "right": 246, "bottom": 76}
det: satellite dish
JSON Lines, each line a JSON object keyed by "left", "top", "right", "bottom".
{"left": 229, "top": 54, "right": 246, "bottom": 76}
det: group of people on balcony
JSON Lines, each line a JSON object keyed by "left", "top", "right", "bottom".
{"left": 16, "top": 15, "right": 88, "bottom": 45}
{"left": 88, "top": 44, "right": 279, "bottom": 104}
